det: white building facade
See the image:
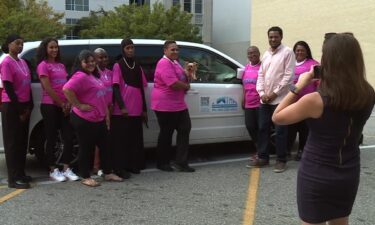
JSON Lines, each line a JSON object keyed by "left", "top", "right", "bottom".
{"left": 43, "top": 0, "right": 250, "bottom": 63}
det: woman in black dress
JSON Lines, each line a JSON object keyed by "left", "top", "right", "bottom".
{"left": 272, "top": 33, "right": 375, "bottom": 225}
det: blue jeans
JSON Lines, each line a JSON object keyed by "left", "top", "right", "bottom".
{"left": 257, "top": 104, "right": 287, "bottom": 162}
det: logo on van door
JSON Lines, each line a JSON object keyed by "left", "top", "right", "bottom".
{"left": 200, "top": 96, "right": 239, "bottom": 112}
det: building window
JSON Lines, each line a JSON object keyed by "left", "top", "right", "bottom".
{"left": 66, "top": 18, "right": 80, "bottom": 39}
{"left": 66, "top": 0, "right": 89, "bottom": 11}
{"left": 129, "top": 0, "right": 145, "bottom": 5}
{"left": 173, "top": 0, "right": 180, "bottom": 6}
{"left": 195, "top": 0, "right": 202, "bottom": 13}
{"left": 183, "top": 0, "right": 191, "bottom": 12}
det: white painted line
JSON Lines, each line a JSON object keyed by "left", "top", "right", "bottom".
{"left": 360, "top": 145, "right": 375, "bottom": 149}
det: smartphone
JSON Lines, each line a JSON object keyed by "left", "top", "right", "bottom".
{"left": 313, "top": 66, "right": 321, "bottom": 79}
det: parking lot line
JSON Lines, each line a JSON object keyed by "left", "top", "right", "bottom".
{"left": 242, "top": 168, "right": 260, "bottom": 225}
{"left": 0, "top": 189, "right": 26, "bottom": 204}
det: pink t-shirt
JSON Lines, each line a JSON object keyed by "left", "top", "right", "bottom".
{"left": 63, "top": 71, "right": 108, "bottom": 122}
{"left": 37, "top": 60, "right": 68, "bottom": 105}
{"left": 98, "top": 68, "right": 113, "bottom": 106}
{"left": 151, "top": 57, "right": 188, "bottom": 112}
{"left": 0, "top": 56, "right": 31, "bottom": 103}
{"left": 112, "top": 63, "right": 148, "bottom": 116}
{"left": 293, "top": 58, "right": 319, "bottom": 97}
{"left": 242, "top": 63, "right": 261, "bottom": 109}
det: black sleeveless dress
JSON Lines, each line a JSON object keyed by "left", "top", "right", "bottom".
{"left": 297, "top": 93, "right": 374, "bottom": 223}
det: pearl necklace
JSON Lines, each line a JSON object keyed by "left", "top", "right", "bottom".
{"left": 9, "top": 55, "right": 29, "bottom": 77}
{"left": 123, "top": 57, "right": 135, "bottom": 70}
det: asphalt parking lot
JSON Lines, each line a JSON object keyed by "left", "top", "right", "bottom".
{"left": 0, "top": 114, "right": 374, "bottom": 225}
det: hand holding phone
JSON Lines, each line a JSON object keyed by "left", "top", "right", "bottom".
{"left": 313, "top": 66, "right": 321, "bottom": 79}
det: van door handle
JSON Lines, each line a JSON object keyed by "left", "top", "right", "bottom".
{"left": 187, "top": 89, "right": 199, "bottom": 94}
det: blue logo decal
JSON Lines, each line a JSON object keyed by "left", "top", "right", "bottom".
{"left": 212, "top": 97, "right": 238, "bottom": 112}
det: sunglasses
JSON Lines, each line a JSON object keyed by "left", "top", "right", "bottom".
{"left": 324, "top": 32, "right": 354, "bottom": 40}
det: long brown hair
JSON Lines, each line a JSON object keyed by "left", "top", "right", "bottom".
{"left": 319, "top": 33, "right": 375, "bottom": 111}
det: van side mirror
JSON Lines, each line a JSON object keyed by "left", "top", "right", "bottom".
{"left": 236, "top": 68, "right": 244, "bottom": 79}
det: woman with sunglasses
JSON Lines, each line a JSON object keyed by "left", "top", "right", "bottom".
{"left": 273, "top": 33, "right": 374, "bottom": 225}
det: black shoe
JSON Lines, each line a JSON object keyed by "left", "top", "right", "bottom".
{"left": 115, "top": 170, "right": 131, "bottom": 179}
{"left": 294, "top": 151, "right": 302, "bottom": 161}
{"left": 156, "top": 164, "right": 174, "bottom": 172}
{"left": 20, "top": 175, "right": 33, "bottom": 183}
{"left": 171, "top": 163, "right": 195, "bottom": 172}
{"left": 8, "top": 180, "right": 31, "bottom": 189}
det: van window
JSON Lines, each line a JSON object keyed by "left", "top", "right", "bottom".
{"left": 179, "top": 47, "right": 238, "bottom": 83}
{"left": 22, "top": 45, "right": 89, "bottom": 82}
{"left": 91, "top": 45, "right": 163, "bottom": 82}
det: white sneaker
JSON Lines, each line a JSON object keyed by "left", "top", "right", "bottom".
{"left": 97, "top": 170, "right": 103, "bottom": 177}
{"left": 50, "top": 168, "right": 66, "bottom": 182}
{"left": 63, "top": 168, "right": 80, "bottom": 181}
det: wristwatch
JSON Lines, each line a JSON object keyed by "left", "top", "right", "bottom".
{"left": 289, "top": 84, "right": 299, "bottom": 95}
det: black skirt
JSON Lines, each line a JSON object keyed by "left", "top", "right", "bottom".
{"left": 297, "top": 156, "right": 360, "bottom": 223}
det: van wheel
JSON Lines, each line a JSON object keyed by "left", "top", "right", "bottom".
{"left": 29, "top": 123, "right": 79, "bottom": 167}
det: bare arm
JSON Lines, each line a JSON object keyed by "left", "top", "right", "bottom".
{"left": 40, "top": 76, "right": 64, "bottom": 107}
{"left": 63, "top": 88, "right": 92, "bottom": 111}
{"left": 272, "top": 69, "right": 323, "bottom": 125}
{"left": 170, "top": 80, "right": 190, "bottom": 91}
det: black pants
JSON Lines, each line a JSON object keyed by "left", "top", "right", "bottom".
{"left": 287, "top": 121, "right": 308, "bottom": 152}
{"left": 245, "top": 108, "right": 259, "bottom": 148}
{"left": 70, "top": 112, "right": 111, "bottom": 178}
{"left": 110, "top": 115, "right": 145, "bottom": 171}
{"left": 40, "top": 104, "right": 75, "bottom": 167}
{"left": 1, "top": 102, "right": 29, "bottom": 183}
{"left": 155, "top": 109, "right": 191, "bottom": 166}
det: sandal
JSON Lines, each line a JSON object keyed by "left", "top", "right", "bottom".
{"left": 104, "top": 173, "right": 123, "bottom": 182}
{"left": 81, "top": 178, "right": 100, "bottom": 187}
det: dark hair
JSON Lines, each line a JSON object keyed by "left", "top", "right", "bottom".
{"left": 163, "top": 40, "right": 176, "bottom": 49}
{"left": 36, "top": 37, "right": 61, "bottom": 64}
{"left": 267, "top": 26, "right": 283, "bottom": 38}
{"left": 293, "top": 41, "right": 313, "bottom": 59}
{"left": 1, "top": 34, "right": 23, "bottom": 54}
{"left": 319, "top": 33, "right": 375, "bottom": 111}
{"left": 70, "top": 50, "right": 99, "bottom": 78}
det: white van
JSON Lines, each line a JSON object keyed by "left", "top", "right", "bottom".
{"left": 0, "top": 39, "right": 247, "bottom": 162}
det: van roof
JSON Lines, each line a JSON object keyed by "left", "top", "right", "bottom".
{"left": 1, "top": 39, "right": 243, "bottom": 68}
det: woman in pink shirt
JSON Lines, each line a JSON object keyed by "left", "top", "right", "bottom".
{"left": 63, "top": 50, "right": 122, "bottom": 187}
{"left": 1, "top": 34, "right": 33, "bottom": 189}
{"left": 36, "top": 38, "right": 79, "bottom": 182}
{"left": 287, "top": 41, "right": 319, "bottom": 161}
{"left": 111, "top": 39, "right": 147, "bottom": 176}
{"left": 91, "top": 48, "right": 113, "bottom": 176}
{"left": 242, "top": 46, "right": 261, "bottom": 167}
{"left": 151, "top": 40, "right": 195, "bottom": 172}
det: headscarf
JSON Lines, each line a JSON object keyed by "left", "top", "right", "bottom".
{"left": 118, "top": 38, "right": 147, "bottom": 112}
{"left": 1, "top": 34, "right": 23, "bottom": 54}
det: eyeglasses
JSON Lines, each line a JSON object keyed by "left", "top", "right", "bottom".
{"left": 324, "top": 32, "right": 354, "bottom": 40}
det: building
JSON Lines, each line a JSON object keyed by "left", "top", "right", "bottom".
{"left": 251, "top": 0, "right": 375, "bottom": 86}
{"left": 43, "top": 0, "right": 250, "bottom": 64}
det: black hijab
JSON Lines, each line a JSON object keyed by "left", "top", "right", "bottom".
{"left": 118, "top": 38, "right": 142, "bottom": 88}
{"left": 117, "top": 38, "right": 147, "bottom": 112}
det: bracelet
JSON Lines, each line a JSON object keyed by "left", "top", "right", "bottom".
{"left": 290, "top": 90, "right": 299, "bottom": 95}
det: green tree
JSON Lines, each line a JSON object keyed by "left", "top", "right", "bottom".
{"left": 78, "top": 3, "right": 202, "bottom": 43}
{"left": 0, "top": 0, "right": 65, "bottom": 44}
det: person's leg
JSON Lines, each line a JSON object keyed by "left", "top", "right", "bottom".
{"left": 16, "top": 105, "right": 29, "bottom": 180}
{"left": 256, "top": 104, "right": 272, "bottom": 161}
{"left": 40, "top": 104, "right": 60, "bottom": 169}
{"left": 175, "top": 109, "right": 191, "bottom": 166}
{"left": 60, "top": 113, "right": 75, "bottom": 166}
{"left": 70, "top": 112, "right": 96, "bottom": 179}
{"left": 271, "top": 105, "right": 288, "bottom": 163}
{"left": 1, "top": 103, "right": 23, "bottom": 185}
{"left": 245, "top": 108, "right": 259, "bottom": 147}
{"left": 155, "top": 111, "right": 176, "bottom": 169}
{"left": 287, "top": 123, "right": 297, "bottom": 153}
{"left": 327, "top": 216, "right": 348, "bottom": 225}
{"left": 128, "top": 116, "right": 144, "bottom": 173}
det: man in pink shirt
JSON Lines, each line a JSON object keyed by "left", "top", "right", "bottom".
{"left": 251, "top": 26, "right": 295, "bottom": 173}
